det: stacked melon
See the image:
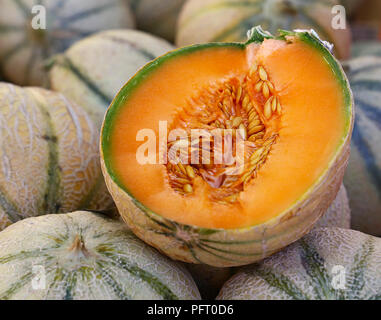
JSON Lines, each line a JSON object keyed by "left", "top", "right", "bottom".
{"left": 49, "top": 29, "right": 174, "bottom": 126}
{"left": 0, "top": 211, "right": 200, "bottom": 299}
{"left": 0, "top": 0, "right": 379, "bottom": 301}
{"left": 0, "top": 83, "right": 114, "bottom": 231}
{"left": 0, "top": 0, "right": 135, "bottom": 86}
{"left": 176, "top": 0, "right": 351, "bottom": 59}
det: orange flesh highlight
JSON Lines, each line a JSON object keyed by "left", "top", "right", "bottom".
{"left": 109, "top": 38, "right": 346, "bottom": 229}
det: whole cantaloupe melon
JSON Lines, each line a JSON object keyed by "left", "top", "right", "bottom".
{"left": 49, "top": 29, "right": 174, "bottom": 126}
{"left": 0, "top": 0, "right": 135, "bottom": 86}
{"left": 176, "top": 0, "right": 351, "bottom": 60}
{"left": 217, "top": 227, "right": 381, "bottom": 300}
{"left": 0, "top": 82, "right": 113, "bottom": 231}
{"left": 0, "top": 211, "right": 201, "bottom": 300}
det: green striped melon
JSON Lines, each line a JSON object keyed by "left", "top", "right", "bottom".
{"left": 176, "top": 0, "right": 351, "bottom": 60}
{"left": 0, "top": 0, "right": 135, "bottom": 86}
{"left": 343, "top": 56, "right": 381, "bottom": 235}
{"left": 351, "top": 41, "right": 381, "bottom": 58}
{"left": 130, "top": 0, "right": 186, "bottom": 42}
{"left": 0, "top": 82, "right": 113, "bottom": 231}
{"left": 49, "top": 29, "right": 175, "bottom": 127}
{"left": 187, "top": 185, "right": 350, "bottom": 299}
{"left": 0, "top": 211, "right": 201, "bottom": 300}
{"left": 217, "top": 227, "right": 381, "bottom": 300}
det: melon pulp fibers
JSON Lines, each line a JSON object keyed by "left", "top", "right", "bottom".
{"left": 0, "top": 211, "right": 201, "bottom": 300}
{"left": 0, "top": 0, "right": 135, "bottom": 86}
{"left": 101, "top": 27, "right": 354, "bottom": 267}
{"left": 0, "top": 83, "right": 113, "bottom": 231}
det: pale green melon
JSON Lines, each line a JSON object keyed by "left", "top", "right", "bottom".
{"left": 0, "top": 211, "right": 201, "bottom": 300}
{"left": 343, "top": 56, "right": 381, "bottom": 235}
{"left": 176, "top": 0, "right": 351, "bottom": 60}
{"left": 217, "top": 227, "right": 381, "bottom": 300}
{"left": 130, "top": 0, "right": 186, "bottom": 42}
{"left": 0, "top": 82, "right": 113, "bottom": 231}
{"left": 0, "top": 0, "right": 135, "bottom": 86}
{"left": 49, "top": 29, "right": 174, "bottom": 126}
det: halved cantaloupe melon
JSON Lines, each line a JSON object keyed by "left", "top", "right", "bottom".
{"left": 101, "top": 27, "right": 354, "bottom": 267}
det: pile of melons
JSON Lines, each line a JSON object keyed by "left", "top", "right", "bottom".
{"left": 0, "top": 0, "right": 379, "bottom": 300}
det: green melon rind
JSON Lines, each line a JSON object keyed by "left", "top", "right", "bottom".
{"left": 0, "top": 211, "right": 201, "bottom": 300}
{"left": 216, "top": 227, "right": 381, "bottom": 300}
{"left": 101, "top": 27, "right": 354, "bottom": 267}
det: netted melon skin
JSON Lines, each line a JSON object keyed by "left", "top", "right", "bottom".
{"left": 217, "top": 227, "right": 381, "bottom": 300}
{"left": 343, "top": 56, "right": 381, "bottom": 236}
{"left": 49, "top": 29, "right": 175, "bottom": 127}
{"left": 0, "top": 83, "right": 113, "bottom": 231}
{"left": 0, "top": 211, "right": 201, "bottom": 300}
{"left": 176, "top": 0, "right": 351, "bottom": 60}
{"left": 0, "top": 0, "right": 135, "bottom": 86}
{"left": 186, "top": 186, "right": 351, "bottom": 298}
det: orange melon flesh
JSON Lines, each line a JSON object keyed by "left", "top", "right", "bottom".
{"left": 109, "top": 38, "right": 346, "bottom": 229}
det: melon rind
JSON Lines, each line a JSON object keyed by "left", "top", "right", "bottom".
{"left": 101, "top": 27, "right": 354, "bottom": 267}
{"left": 0, "top": 211, "right": 201, "bottom": 300}
{"left": 216, "top": 227, "right": 381, "bottom": 300}
{"left": 176, "top": 0, "right": 351, "bottom": 60}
